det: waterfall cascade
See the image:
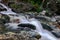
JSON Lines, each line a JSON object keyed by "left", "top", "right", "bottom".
{"left": 0, "top": 3, "right": 58, "bottom": 40}
{"left": 29, "top": 18, "right": 58, "bottom": 40}
{"left": 0, "top": 3, "right": 16, "bottom": 15}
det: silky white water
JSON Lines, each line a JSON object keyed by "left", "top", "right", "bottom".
{"left": 0, "top": 3, "right": 58, "bottom": 40}
{"left": 30, "top": 18, "right": 58, "bottom": 40}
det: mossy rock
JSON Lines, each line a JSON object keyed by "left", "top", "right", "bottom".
{"left": 0, "top": 14, "right": 10, "bottom": 24}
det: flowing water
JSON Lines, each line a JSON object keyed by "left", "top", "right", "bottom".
{"left": 0, "top": 3, "right": 16, "bottom": 15}
{"left": 0, "top": 3, "right": 58, "bottom": 40}
{"left": 30, "top": 18, "right": 58, "bottom": 40}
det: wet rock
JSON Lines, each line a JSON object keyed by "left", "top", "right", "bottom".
{"left": 0, "top": 23, "right": 7, "bottom": 33}
{"left": 18, "top": 24, "right": 36, "bottom": 30}
{"left": 19, "top": 31, "right": 41, "bottom": 39}
{"left": 34, "top": 35, "right": 41, "bottom": 39}
{"left": 0, "top": 31, "right": 41, "bottom": 40}
{"left": 0, "top": 13, "right": 10, "bottom": 24}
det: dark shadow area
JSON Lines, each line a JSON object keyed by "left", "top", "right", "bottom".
{"left": 18, "top": 24, "right": 36, "bottom": 30}
{"left": 41, "top": 23, "right": 53, "bottom": 31}
{"left": 52, "top": 32, "right": 60, "bottom": 38}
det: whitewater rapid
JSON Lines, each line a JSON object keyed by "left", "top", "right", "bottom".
{"left": 29, "top": 18, "right": 58, "bottom": 40}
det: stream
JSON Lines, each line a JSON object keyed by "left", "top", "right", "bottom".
{"left": 0, "top": 3, "right": 59, "bottom": 40}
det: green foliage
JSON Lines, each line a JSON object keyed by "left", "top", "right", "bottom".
{"left": 10, "top": 4, "right": 20, "bottom": 9}
{"left": 9, "top": 0, "right": 60, "bottom": 13}
{"left": 57, "top": 0, "right": 60, "bottom": 3}
{"left": 9, "top": 0, "right": 43, "bottom": 13}
{"left": 28, "top": 0, "right": 43, "bottom": 12}
{"left": 28, "top": 0, "right": 42, "bottom": 5}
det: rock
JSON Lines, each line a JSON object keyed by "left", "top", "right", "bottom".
{"left": 2, "top": 31, "right": 41, "bottom": 40}
{"left": 18, "top": 24, "right": 36, "bottom": 30}
{"left": 0, "top": 24, "right": 7, "bottom": 33}
{"left": 34, "top": 35, "right": 41, "bottom": 39}
{"left": 19, "top": 31, "right": 41, "bottom": 39}
{"left": 0, "top": 13, "right": 10, "bottom": 24}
